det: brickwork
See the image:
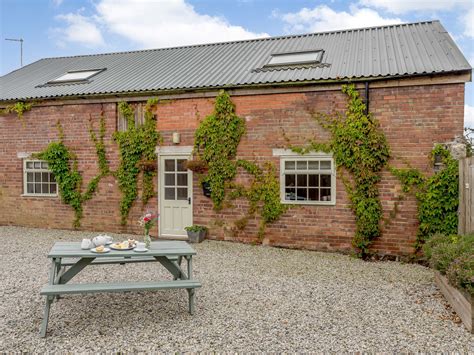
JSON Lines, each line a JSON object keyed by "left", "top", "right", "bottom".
{"left": 0, "top": 81, "right": 465, "bottom": 255}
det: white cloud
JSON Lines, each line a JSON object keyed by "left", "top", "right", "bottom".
{"left": 53, "top": 12, "right": 104, "bottom": 47}
{"left": 359, "top": 0, "right": 472, "bottom": 14}
{"left": 277, "top": 5, "right": 402, "bottom": 34}
{"left": 94, "top": 0, "right": 268, "bottom": 48}
{"left": 465, "top": 104, "right": 474, "bottom": 128}
{"left": 461, "top": 7, "right": 474, "bottom": 38}
{"left": 53, "top": 0, "right": 268, "bottom": 50}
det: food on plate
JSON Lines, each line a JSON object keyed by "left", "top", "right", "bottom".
{"left": 111, "top": 241, "right": 135, "bottom": 249}
{"left": 95, "top": 245, "right": 105, "bottom": 253}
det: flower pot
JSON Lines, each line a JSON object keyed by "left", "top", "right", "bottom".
{"left": 186, "top": 230, "right": 207, "bottom": 243}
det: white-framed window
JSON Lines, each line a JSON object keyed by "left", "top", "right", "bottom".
{"left": 47, "top": 69, "right": 105, "bottom": 84}
{"left": 117, "top": 102, "right": 145, "bottom": 131}
{"left": 277, "top": 152, "right": 336, "bottom": 205}
{"left": 23, "top": 160, "right": 58, "bottom": 196}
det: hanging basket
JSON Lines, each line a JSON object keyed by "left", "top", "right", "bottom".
{"left": 137, "top": 159, "right": 157, "bottom": 172}
{"left": 184, "top": 159, "right": 208, "bottom": 173}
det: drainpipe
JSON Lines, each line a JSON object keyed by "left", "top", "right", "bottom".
{"left": 364, "top": 81, "right": 370, "bottom": 116}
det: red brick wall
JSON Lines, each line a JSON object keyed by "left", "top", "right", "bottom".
{"left": 0, "top": 81, "right": 465, "bottom": 255}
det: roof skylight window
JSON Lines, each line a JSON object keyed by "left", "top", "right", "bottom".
{"left": 48, "top": 69, "right": 105, "bottom": 84}
{"left": 266, "top": 50, "right": 324, "bottom": 67}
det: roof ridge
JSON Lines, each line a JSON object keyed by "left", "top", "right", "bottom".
{"left": 39, "top": 20, "right": 439, "bottom": 61}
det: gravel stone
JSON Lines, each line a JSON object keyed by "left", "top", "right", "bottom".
{"left": 0, "top": 226, "right": 472, "bottom": 352}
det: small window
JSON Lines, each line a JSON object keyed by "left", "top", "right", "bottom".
{"left": 117, "top": 103, "right": 146, "bottom": 131}
{"left": 281, "top": 156, "right": 335, "bottom": 205}
{"left": 266, "top": 50, "right": 324, "bottom": 67}
{"left": 23, "top": 160, "right": 58, "bottom": 196}
{"left": 48, "top": 69, "right": 104, "bottom": 84}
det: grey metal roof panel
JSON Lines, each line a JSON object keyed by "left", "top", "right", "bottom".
{"left": 0, "top": 20, "right": 471, "bottom": 101}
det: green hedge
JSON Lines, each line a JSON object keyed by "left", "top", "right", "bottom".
{"left": 423, "top": 233, "right": 474, "bottom": 295}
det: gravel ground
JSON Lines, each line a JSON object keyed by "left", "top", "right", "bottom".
{"left": 0, "top": 226, "right": 472, "bottom": 353}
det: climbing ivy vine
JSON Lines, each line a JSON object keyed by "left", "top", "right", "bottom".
{"left": 193, "top": 90, "right": 286, "bottom": 241}
{"left": 114, "top": 99, "right": 161, "bottom": 224}
{"left": 1, "top": 101, "right": 33, "bottom": 121}
{"left": 194, "top": 90, "right": 246, "bottom": 210}
{"left": 391, "top": 144, "right": 459, "bottom": 247}
{"left": 229, "top": 160, "right": 288, "bottom": 240}
{"left": 36, "top": 115, "right": 110, "bottom": 228}
{"left": 290, "top": 84, "right": 390, "bottom": 257}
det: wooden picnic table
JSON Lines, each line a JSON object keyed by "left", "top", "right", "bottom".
{"left": 39, "top": 240, "right": 201, "bottom": 337}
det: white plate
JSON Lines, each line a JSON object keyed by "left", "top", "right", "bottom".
{"left": 106, "top": 240, "right": 113, "bottom": 245}
{"left": 90, "top": 247, "right": 110, "bottom": 253}
{"left": 133, "top": 248, "right": 149, "bottom": 252}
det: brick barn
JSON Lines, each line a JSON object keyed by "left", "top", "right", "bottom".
{"left": 0, "top": 21, "right": 471, "bottom": 256}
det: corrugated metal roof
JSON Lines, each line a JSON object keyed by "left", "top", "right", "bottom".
{"left": 0, "top": 20, "right": 471, "bottom": 101}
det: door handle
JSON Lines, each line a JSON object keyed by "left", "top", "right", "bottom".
{"left": 188, "top": 197, "right": 191, "bottom": 205}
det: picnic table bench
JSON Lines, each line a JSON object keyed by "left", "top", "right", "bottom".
{"left": 40, "top": 240, "right": 201, "bottom": 337}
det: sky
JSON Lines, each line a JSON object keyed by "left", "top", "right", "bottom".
{"left": 1, "top": 0, "right": 473, "bottom": 126}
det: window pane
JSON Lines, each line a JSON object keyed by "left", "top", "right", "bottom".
{"left": 177, "top": 173, "right": 188, "bottom": 186}
{"left": 41, "top": 162, "right": 49, "bottom": 169}
{"left": 296, "top": 188, "right": 307, "bottom": 200}
{"left": 42, "top": 183, "right": 49, "bottom": 194}
{"left": 50, "top": 173, "right": 56, "bottom": 182}
{"left": 285, "top": 188, "right": 295, "bottom": 201}
{"left": 177, "top": 188, "right": 188, "bottom": 200}
{"left": 27, "top": 183, "right": 34, "bottom": 194}
{"left": 321, "top": 188, "right": 331, "bottom": 201}
{"left": 308, "top": 161, "right": 319, "bottom": 169}
{"left": 285, "top": 174, "right": 295, "bottom": 187}
{"left": 320, "top": 161, "right": 331, "bottom": 170}
{"left": 165, "top": 174, "right": 175, "bottom": 186}
{"left": 26, "top": 162, "right": 33, "bottom": 169}
{"left": 308, "top": 174, "right": 318, "bottom": 187}
{"left": 42, "top": 172, "right": 49, "bottom": 183}
{"left": 308, "top": 188, "right": 319, "bottom": 201}
{"left": 50, "top": 184, "right": 57, "bottom": 194}
{"left": 320, "top": 174, "right": 331, "bottom": 187}
{"left": 165, "top": 187, "right": 175, "bottom": 200}
{"left": 297, "top": 174, "right": 307, "bottom": 187}
{"left": 34, "top": 162, "right": 41, "bottom": 169}
{"left": 296, "top": 161, "right": 307, "bottom": 170}
{"left": 285, "top": 161, "right": 295, "bottom": 170}
{"left": 27, "top": 172, "right": 34, "bottom": 183}
{"left": 177, "top": 159, "right": 187, "bottom": 172}
{"left": 35, "top": 172, "right": 42, "bottom": 183}
{"left": 164, "top": 159, "right": 175, "bottom": 172}
{"left": 34, "top": 183, "right": 41, "bottom": 194}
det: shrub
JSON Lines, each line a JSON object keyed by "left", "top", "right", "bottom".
{"left": 446, "top": 253, "right": 474, "bottom": 295}
{"left": 185, "top": 225, "right": 208, "bottom": 233}
{"left": 423, "top": 233, "right": 474, "bottom": 295}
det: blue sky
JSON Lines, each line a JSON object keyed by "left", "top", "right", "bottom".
{"left": 1, "top": 0, "right": 473, "bottom": 125}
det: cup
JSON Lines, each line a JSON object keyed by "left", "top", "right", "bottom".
{"left": 136, "top": 242, "right": 146, "bottom": 250}
{"left": 104, "top": 235, "right": 113, "bottom": 244}
{"left": 81, "top": 239, "right": 92, "bottom": 250}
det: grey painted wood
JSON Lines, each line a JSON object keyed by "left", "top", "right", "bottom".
{"left": 154, "top": 256, "right": 186, "bottom": 280}
{"left": 41, "top": 280, "right": 201, "bottom": 295}
{"left": 58, "top": 258, "right": 95, "bottom": 284}
{"left": 40, "top": 241, "right": 200, "bottom": 337}
{"left": 60, "top": 255, "right": 178, "bottom": 266}
{"left": 48, "top": 241, "right": 196, "bottom": 258}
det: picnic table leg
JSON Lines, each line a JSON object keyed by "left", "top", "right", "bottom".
{"left": 186, "top": 256, "right": 195, "bottom": 315}
{"left": 40, "top": 258, "right": 57, "bottom": 338}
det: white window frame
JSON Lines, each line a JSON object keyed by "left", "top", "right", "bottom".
{"left": 23, "top": 159, "right": 58, "bottom": 197}
{"left": 274, "top": 150, "right": 336, "bottom": 206}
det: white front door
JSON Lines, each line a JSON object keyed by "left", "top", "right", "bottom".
{"left": 159, "top": 156, "right": 193, "bottom": 237}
